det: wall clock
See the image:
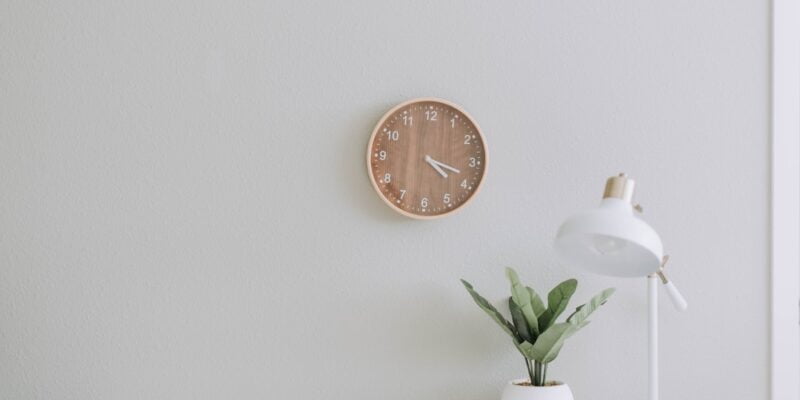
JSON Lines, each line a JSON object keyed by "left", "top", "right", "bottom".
{"left": 366, "top": 98, "right": 488, "bottom": 219}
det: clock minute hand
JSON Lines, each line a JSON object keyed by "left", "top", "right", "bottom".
{"left": 424, "top": 155, "right": 448, "bottom": 178}
{"left": 432, "top": 159, "right": 461, "bottom": 174}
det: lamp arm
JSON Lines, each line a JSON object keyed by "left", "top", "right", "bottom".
{"left": 664, "top": 281, "right": 688, "bottom": 311}
{"left": 656, "top": 270, "right": 688, "bottom": 311}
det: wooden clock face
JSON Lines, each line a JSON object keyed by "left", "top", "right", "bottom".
{"left": 366, "top": 98, "right": 487, "bottom": 219}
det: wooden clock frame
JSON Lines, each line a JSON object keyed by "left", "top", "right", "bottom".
{"left": 365, "top": 97, "right": 488, "bottom": 219}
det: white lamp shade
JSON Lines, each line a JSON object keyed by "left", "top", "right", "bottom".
{"left": 554, "top": 198, "right": 663, "bottom": 277}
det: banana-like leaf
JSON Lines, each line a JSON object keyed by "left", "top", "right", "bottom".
{"left": 515, "top": 339, "right": 535, "bottom": 360}
{"left": 505, "top": 268, "right": 540, "bottom": 335}
{"left": 567, "top": 288, "right": 616, "bottom": 325}
{"left": 461, "top": 279, "right": 519, "bottom": 341}
{"left": 530, "top": 322, "right": 576, "bottom": 363}
{"left": 538, "top": 279, "right": 578, "bottom": 331}
{"left": 565, "top": 320, "right": 590, "bottom": 338}
{"left": 509, "top": 297, "right": 534, "bottom": 342}
{"left": 526, "top": 287, "right": 546, "bottom": 317}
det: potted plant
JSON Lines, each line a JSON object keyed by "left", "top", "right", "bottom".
{"left": 461, "top": 267, "right": 615, "bottom": 400}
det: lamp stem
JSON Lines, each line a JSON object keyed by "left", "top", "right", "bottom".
{"left": 648, "top": 274, "right": 659, "bottom": 400}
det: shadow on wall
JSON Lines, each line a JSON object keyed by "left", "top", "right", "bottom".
{"left": 334, "top": 100, "right": 413, "bottom": 223}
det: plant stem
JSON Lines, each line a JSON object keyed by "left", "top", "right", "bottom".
{"left": 541, "top": 363, "right": 548, "bottom": 385}
{"left": 525, "top": 359, "right": 535, "bottom": 385}
{"left": 533, "top": 361, "right": 542, "bottom": 386}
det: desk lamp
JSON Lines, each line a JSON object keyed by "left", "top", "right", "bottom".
{"left": 554, "top": 173, "right": 687, "bottom": 400}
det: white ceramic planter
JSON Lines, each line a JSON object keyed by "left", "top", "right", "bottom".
{"left": 500, "top": 379, "right": 574, "bottom": 400}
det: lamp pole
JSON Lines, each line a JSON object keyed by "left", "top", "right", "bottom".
{"left": 648, "top": 274, "right": 659, "bottom": 400}
{"left": 649, "top": 255, "right": 687, "bottom": 400}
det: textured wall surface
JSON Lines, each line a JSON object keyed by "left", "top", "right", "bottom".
{"left": 0, "top": 1, "right": 769, "bottom": 399}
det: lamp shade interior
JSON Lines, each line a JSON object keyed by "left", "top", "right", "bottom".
{"left": 554, "top": 198, "right": 663, "bottom": 277}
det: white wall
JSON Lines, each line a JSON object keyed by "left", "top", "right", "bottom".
{"left": 0, "top": 1, "right": 769, "bottom": 399}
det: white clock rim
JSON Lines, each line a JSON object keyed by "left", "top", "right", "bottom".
{"left": 365, "top": 97, "right": 489, "bottom": 220}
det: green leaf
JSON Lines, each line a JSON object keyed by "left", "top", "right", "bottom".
{"left": 515, "top": 340, "right": 535, "bottom": 360}
{"left": 567, "top": 288, "right": 616, "bottom": 325}
{"left": 565, "top": 320, "right": 590, "bottom": 338}
{"left": 530, "top": 322, "right": 576, "bottom": 363}
{"left": 538, "top": 279, "right": 578, "bottom": 331}
{"left": 509, "top": 297, "right": 533, "bottom": 342}
{"left": 461, "top": 279, "right": 519, "bottom": 341}
{"left": 505, "top": 268, "right": 540, "bottom": 336}
{"left": 527, "top": 287, "right": 546, "bottom": 317}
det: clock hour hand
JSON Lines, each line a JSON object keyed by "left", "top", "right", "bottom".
{"left": 432, "top": 159, "right": 460, "bottom": 174}
{"left": 424, "top": 155, "right": 448, "bottom": 178}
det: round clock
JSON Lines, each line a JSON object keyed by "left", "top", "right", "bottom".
{"left": 366, "top": 98, "right": 488, "bottom": 219}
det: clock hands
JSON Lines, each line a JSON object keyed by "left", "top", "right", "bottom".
{"left": 434, "top": 159, "right": 461, "bottom": 174}
{"left": 424, "top": 155, "right": 461, "bottom": 178}
{"left": 425, "top": 155, "right": 449, "bottom": 178}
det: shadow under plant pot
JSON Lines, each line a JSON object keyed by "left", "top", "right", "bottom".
{"left": 501, "top": 379, "right": 574, "bottom": 400}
